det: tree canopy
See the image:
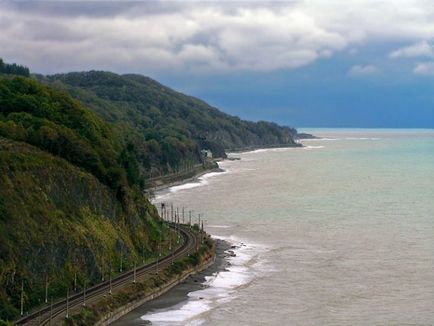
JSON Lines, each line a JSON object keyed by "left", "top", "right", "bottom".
{"left": 0, "top": 58, "right": 30, "bottom": 77}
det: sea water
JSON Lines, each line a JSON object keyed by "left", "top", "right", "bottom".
{"left": 145, "top": 129, "right": 434, "bottom": 325}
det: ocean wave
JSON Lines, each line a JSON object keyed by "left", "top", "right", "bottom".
{"left": 154, "top": 170, "right": 229, "bottom": 201}
{"left": 240, "top": 147, "right": 300, "bottom": 154}
{"left": 171, "top": 170, "right": 229, "bottom": 193}
{"left": 303, "top": 145, "right": 325, "bottom": 150}
{"left": 141, "top": 236, "right": 268, "bottom": 325}
{"left": 301, "top": 138, "right": 339, "bottom": 141}
{"left": 207, "top": 225, "right": 232, "bottom": 228}
{"left": 302, "top": 137, "right": 381, "bottom": 142}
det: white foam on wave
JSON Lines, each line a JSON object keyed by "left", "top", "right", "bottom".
{"left": 303, "top": 138, "right": 338, "bottom": 141}
{"left": 302, "top": 137, "right": 381, "bottom": 142}
{"left": 170, "top": 170, "right": 228, "bottom": 194}
{"left": 241, "top": 147, "right": 300, "bottom": 154}
{"left": 344, "top": 137, "right": 381, "bottom": 140}
{"left": 207, "top": 225, "right": 232, "bottom": 228}
{"left": 141, "top": 236, "right": 268, "bottom": 325}
{"left": 154, "top": 170, "right": 229, "bottom": 201}
{"left": 303, "top": 145, "right": 325, "bottom": 150}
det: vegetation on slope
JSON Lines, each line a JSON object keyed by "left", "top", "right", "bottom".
{"left": 0, "top": 76, "right": 145, "bottom": 194}
{"left": 0, "top": 74, "right": 167, "bottom": 321}
{"left": 0, "top": 59, "right": 300, "bottom": 322}
{"left": 41, "top": 71, "right": 299, "bottom": 179}
{"left": 0, "top": 59, "right": 29, "bottom": 77}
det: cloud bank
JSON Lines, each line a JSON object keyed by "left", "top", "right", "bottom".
{"left": 1, "top": 1, "right": 434, "bottom": 74}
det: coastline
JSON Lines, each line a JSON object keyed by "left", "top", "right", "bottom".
{"left": 118, "top": 143, "right": 302, "bottom": 324}
{"left": 146, "top": 140, "right": 311, "bottom": 196}
{"left": 225, "top": 142, "right": 302, "bottom": 154}
{"left": 110, "top": 142, "right": 301, "bottom": 324}
{"left": 112, "top": 239, "right": 232, "bottom": 325}
{"left": 146, "top": 165, "right": 224, "bottom": 195}
{"left": 147, "top": 143, "right": 309, "bottom": 197}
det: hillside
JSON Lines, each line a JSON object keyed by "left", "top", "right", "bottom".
{"left": 40, "top": 71, "right": 300, "bottom": 180}
{"left": 0, "top": 76, "right": 167, "bottom": 321}
{"left": 0, "top": 62, "right": 302, "bottom": 322}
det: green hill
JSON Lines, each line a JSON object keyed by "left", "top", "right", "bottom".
{"left": 0, "top": 75, "right": 166, "bottom": 321}
{"left": 41, "top": 71, "right": 300, "bottom": 180}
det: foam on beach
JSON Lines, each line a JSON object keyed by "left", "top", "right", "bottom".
{"left": 303, "top": 145, "right": 325, "bottom": 150}
{"left": 302, "top": 137, "right": 381, "bottom": 141}
{"left": 241, "top": 147, "right": 300, "bottom": 154}
{"left": 141, "top": 236, "right": 268, "bottom": 325}
{"left": 154, "top": 169, "right": 229, "bottom": 201}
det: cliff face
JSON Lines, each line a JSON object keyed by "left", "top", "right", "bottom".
{"left": 0, "top": 76, "right": 165, "bottom": 321}
{"left": 0, "top": 138, "right": 163, "bottom": 321}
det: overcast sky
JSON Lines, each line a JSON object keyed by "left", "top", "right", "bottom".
{"left": 1, "top": 0, "right": 434, "bottom": 128}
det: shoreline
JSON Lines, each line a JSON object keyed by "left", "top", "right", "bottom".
{"left": 146, "top": 141, "right": 309, "bottom": 196}
{"left": 112, "top": 239, "right": 232, "bottom": 325}
{"left": 148, "top": 166, "right": 225, "bottom": 199}
{"left": 146, "top": 166, "right": 224, "bottom": 195}
{"left": 225, "top": 142, "right": 302, "bottom": 154}
{"left": 116, "top": 143, "right": 285, "bottom": 324}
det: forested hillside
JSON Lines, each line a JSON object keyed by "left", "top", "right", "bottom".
{"left": 0, "top": 59, "right": 29, "bottom": 77}
{"left": 0, "top": 75, "right": 166, "bottom": 321}
{"left": 41, "top": 71, "right": 300, "bottom": 179}
{"left": 0, "top": 59, "right": 301, "bottom": 322}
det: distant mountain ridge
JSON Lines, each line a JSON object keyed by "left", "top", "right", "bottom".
{"left": 39, "top": 71, "right": 300, "bottom": 179}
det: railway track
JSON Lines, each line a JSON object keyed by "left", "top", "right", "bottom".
{"left": 16, "top": 224, "right": 200, "bottom": 325}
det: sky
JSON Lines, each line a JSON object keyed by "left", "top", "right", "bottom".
{"left": 1, "top": 0, "right": 434, "bottom": 128}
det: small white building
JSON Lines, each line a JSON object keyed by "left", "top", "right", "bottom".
{"left": 201, "top": 149, "right": 213, "bottom": 160}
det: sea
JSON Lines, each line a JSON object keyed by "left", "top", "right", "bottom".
{"left": 142, "top": 129, "right": 434, "bottom": 325}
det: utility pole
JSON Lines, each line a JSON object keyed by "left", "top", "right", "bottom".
{"left": 20, "top": 280, "right": 24, "bottom": 316}
{"left": 101, "top": 258, "right": 105, "bottom": 281}
{"left": 109, "top": 264, "right": 112, "bottom": 295}
{"left": 38, "top": 300, "right": 41, "bottom": 325}
{"left": 182, "top": 207, "right": 185, "bottom": 224}
{"left": 120, "top": 250, "right": 123, "bottom": 273}
{"left": 156, "top": 254, "right": 159, "bottom": 274}
{"left": 66, "top": 288, "right": 69, "bottom": 319}
{"left": 142, "top": 242, "right": 145, "bottom": 264}
{"left": 171, "top": 203, "right": 174, "bottom": 223}
{"left": 83, "top": 282, "right": 86, "bottom": 306}
{"left": 189, "top": 211, "right": 192, "bottom": 227}
{"left": 45, "top": 275, "right": 48, "bottom": 303}
{"left": 156, "top": 232, "right": 161, "bottom": 274}
{"left": 49, "top": 297, "right": 53, "bottom": 326}
{"left": 133, "top": 262, "right": 136, "bottom": 283}
{"left": 171, "top": 235, "right": 174, "bottom": 264}
{"left": 74, "top": 273, "right": 77, "bottom": 292}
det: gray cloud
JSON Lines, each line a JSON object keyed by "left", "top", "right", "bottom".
{"left": 2, "top": 1, "right": 434, "bottom": 74}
